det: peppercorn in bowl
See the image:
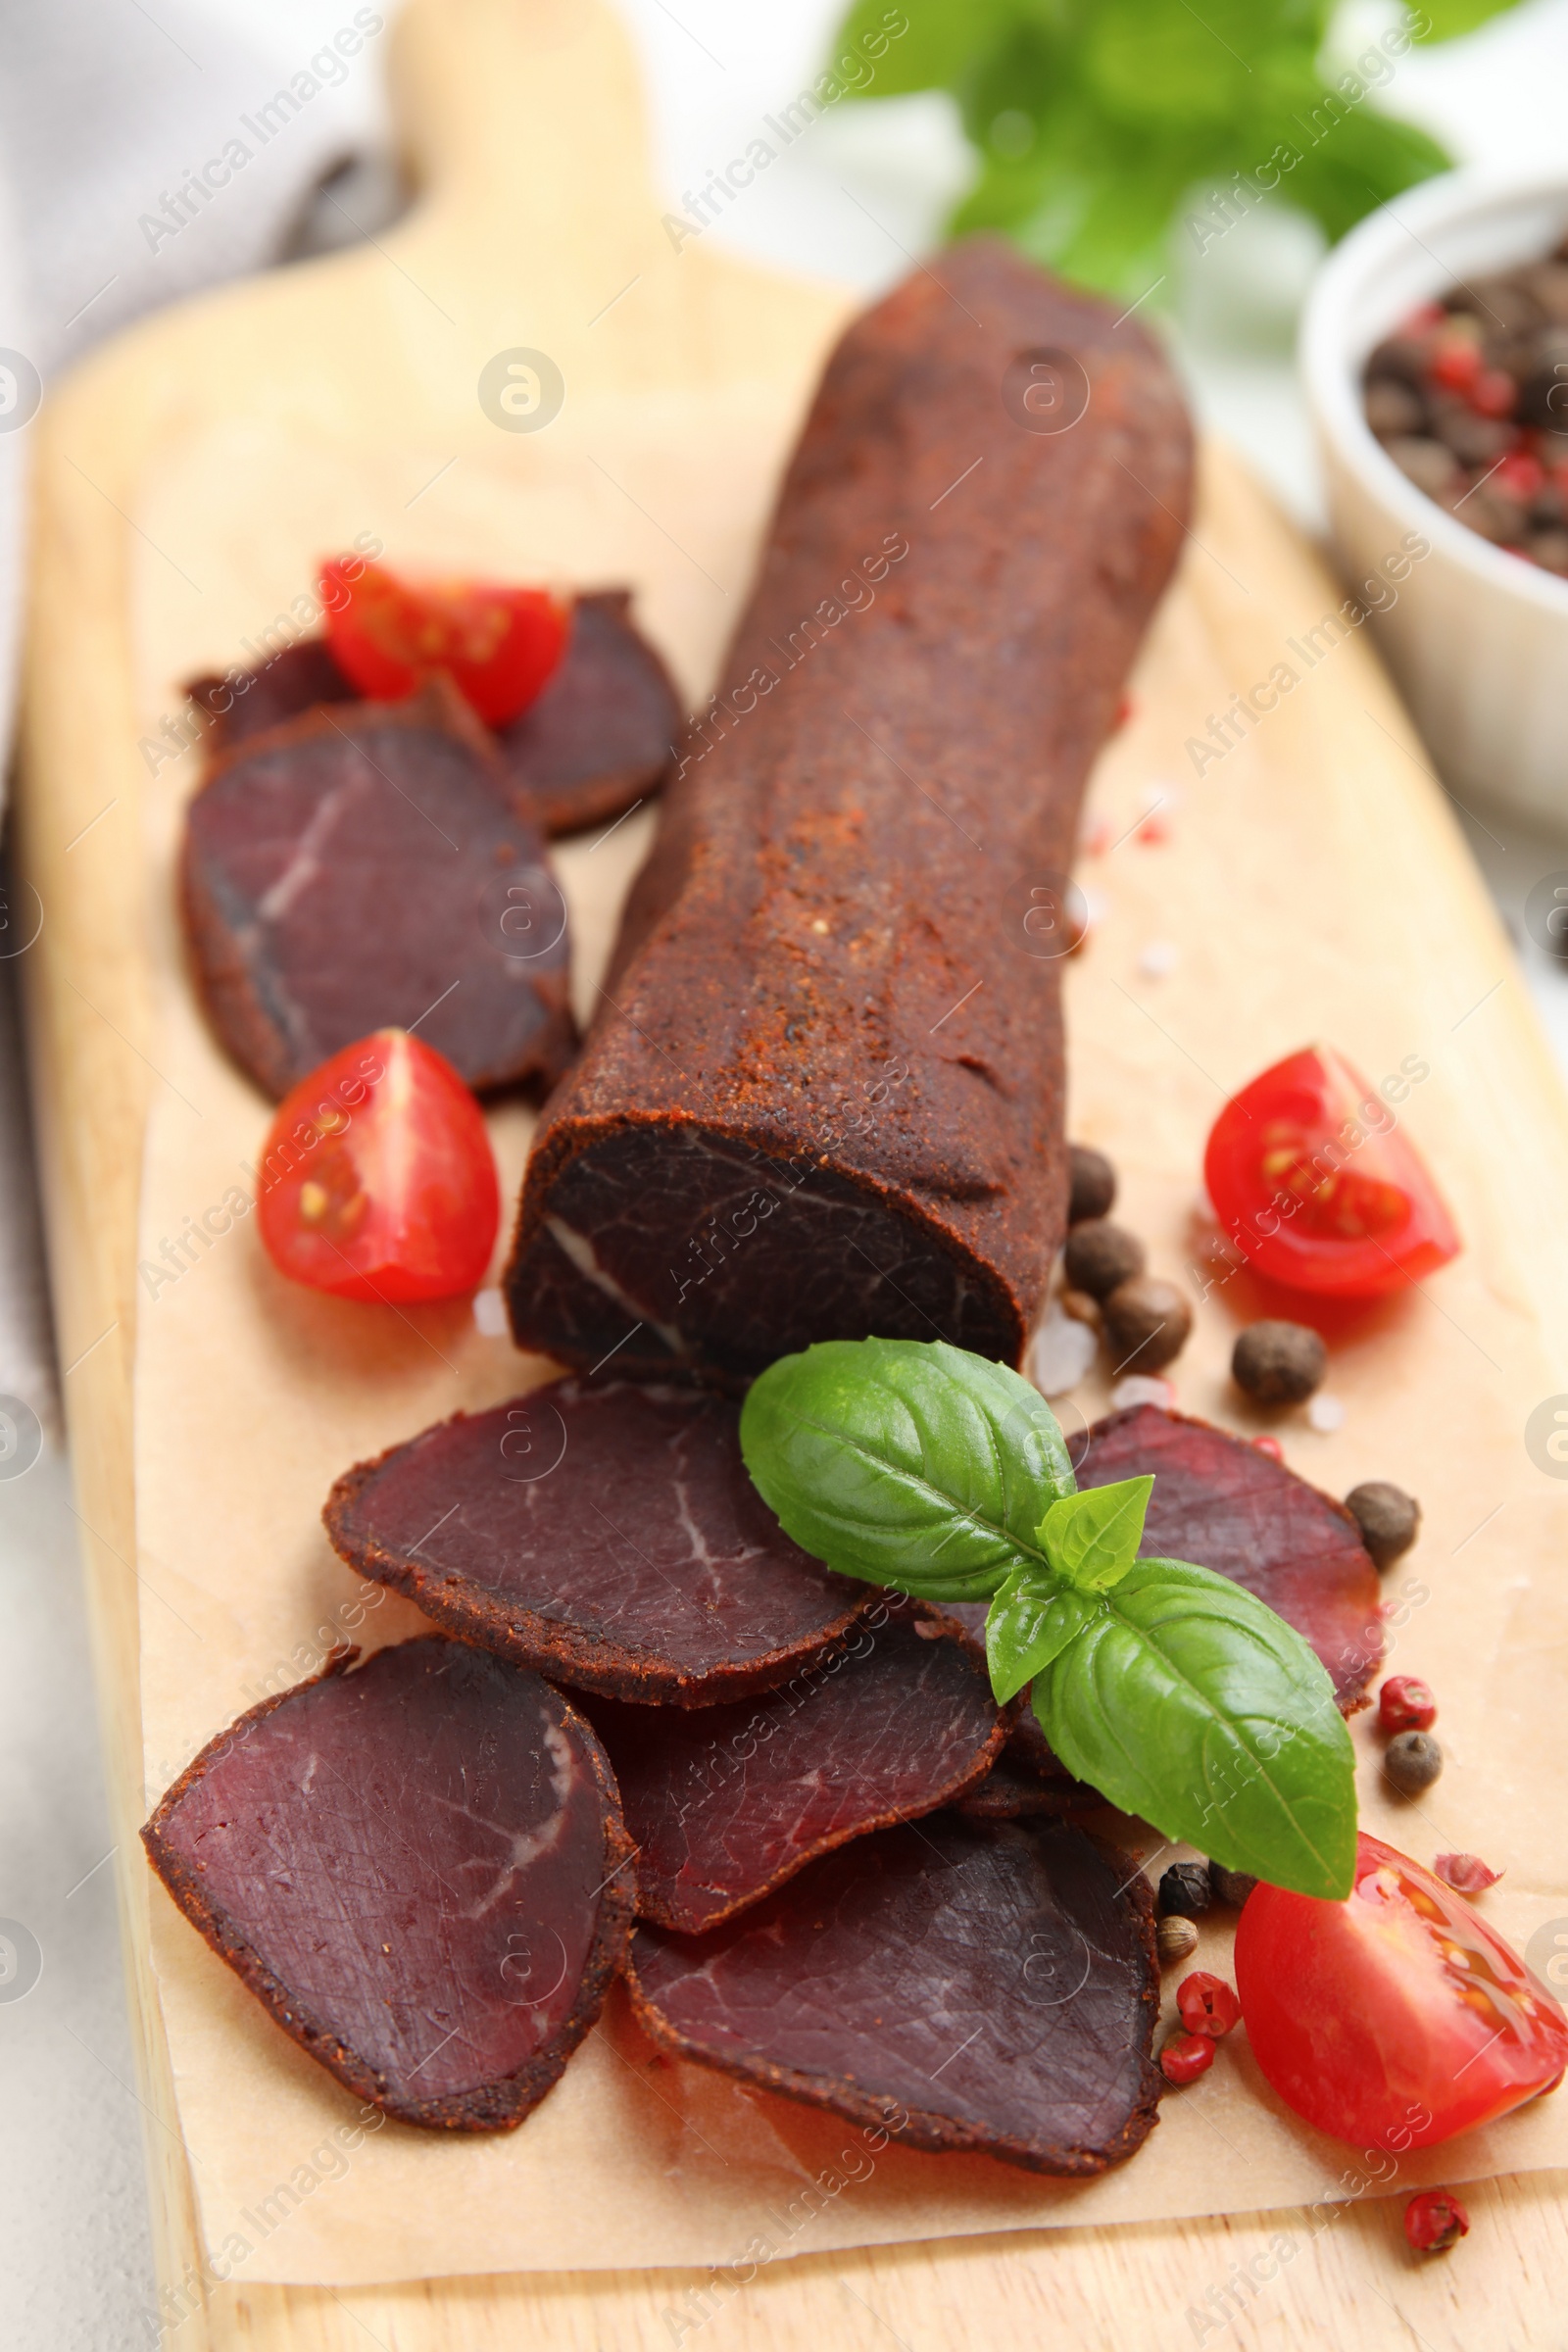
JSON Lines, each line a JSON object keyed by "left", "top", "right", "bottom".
{"left": 1301, "top": 168, "right": 1568, "bottom": 831}
{"left": 1364, "top": 260, "right": 1568, "bottom": 578}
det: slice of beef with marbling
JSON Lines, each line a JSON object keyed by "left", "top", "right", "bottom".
{"left": 141, "top": 1638, "right": 634, "bottom": 2131}
{"left": 1078, "top": 1403, "right": 1385, "bottom": 1708}
{"left": 181, "top": 678, "right": 574, "bottom": 1100}
{"left": 324, "top": 1382, "right": 870, "bottom": 1705}
{"left": 627, "top": 1812, "right": 1159, "bottom": 2176}
{"left": 578, "top": 1599, "right": 1002, "bottom": 1932}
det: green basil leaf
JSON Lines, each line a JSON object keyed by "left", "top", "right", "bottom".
{"left": 1037, "top": 1475, "right": 1152, "bottom": 1592}
{"left": 1031, "top": 1557, "right": 1356, "bottom": 1899}
{"left": 832, "top": 0, "right": 1018, "bottom": 95}
{"left": 1413, "top": 0, "right": 1519, "bottom": 34}
{"left": 828, "top": 0, "right": 1460, "bottom": 297}
{"left": 985, "top": 1570, "right": 1097, "bottom": 1704}
{"left": 739, "top": 1337, "right": 1075, "bottom": 1601}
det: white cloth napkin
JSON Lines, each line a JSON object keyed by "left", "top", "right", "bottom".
{"left": 0, "top": 0, "right": 396, "bottom": 1425}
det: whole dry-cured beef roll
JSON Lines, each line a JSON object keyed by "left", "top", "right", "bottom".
{"left": 505, "top": 238, "right": 1192, "bottom": 1387}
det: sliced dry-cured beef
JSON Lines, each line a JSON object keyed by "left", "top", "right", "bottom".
{"left": 185, "top": 592, "right": 679, "bottom": 836}
{"left": 324, "top": 1381, "right": 868, "bottom": 1705}
{"left": 1078, "top": 1403, "right": 1385, "bottom": 1708}
{"left": 495, "top": 589, "right": 680, "bottom": 834}
{"left": 956, "top": 1751, "right": 1100, "bottom": 1822}
{"left": 504, "top": 239, "right": 1193, "bottom": 1389}
{"left": 180, "top": 680, "right": 574, "bottom": 1100}
{"left": 188, "top": 637, "right": 352, "bottom": 744}
{"left": 627, "top": 1813, "right": 1159, "bottom": 2176}
{"left": 141, "top": 1638, "right": 634, "bottom": 2131}
{"left": 937, "top": 1600, "right": 1080, "bottom": 1784}
{"left": 578, "top": 1600, "right": 1002, "bottom": 1932}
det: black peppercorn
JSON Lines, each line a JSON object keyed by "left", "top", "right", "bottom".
{"left": 1207, "top": 1861, "right": 1259, "bottom": 1907}
{"left": 1062, "top": 1217, "right": 1146, "bottom": 1301}
{"left": 1386, "top": 1730, "right": 1444, "bottom": 1795}
{"left": 1102, "top": 1276, "right": 1193, "bottom": 1372}
{"left": 1232, "top": 1320, "right": 1327, "bottom": 1405}
{"left": 1158, "top": 1861, "right": 1212, "bottom": 1918}
{"left": 1345, "top": 1480, "right": 1421, "bottom": 1570}
{"left": 1067, "top": 1143, "right": 1117, "bottom": 1225}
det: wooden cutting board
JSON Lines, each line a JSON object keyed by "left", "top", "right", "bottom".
{"left": 16, "top": 0, "right": 1568, "bottom": 2342}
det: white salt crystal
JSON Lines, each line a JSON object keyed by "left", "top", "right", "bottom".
{"left": 1027, "top": 1305, "right": 1099, "bottom": 1398}
{"left": 1138, "top": 939, "right": 1180, "bottom": 980}
{"left": 471, "top": 1287, "right": 509, "bottom": 1338}
{"left": 1308, "top": 1393, "right": 1347, "bottom": 1434}
{"left": 1110, "top": 1374, "right": 1176, "bottom": 1412}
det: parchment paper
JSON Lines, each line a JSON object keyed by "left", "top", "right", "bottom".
{"left": 130, "top": 423, "right": 1568, "bottom": 2283}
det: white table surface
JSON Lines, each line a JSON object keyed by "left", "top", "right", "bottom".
{"left": 4, "top": 3, "right": 1568, "bottom": 2344}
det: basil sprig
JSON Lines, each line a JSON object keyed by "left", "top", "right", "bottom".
{"left": 740, "top": 1337, "right": 1356, "bottom": 1901}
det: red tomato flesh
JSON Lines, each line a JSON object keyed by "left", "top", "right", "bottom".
{"left": 1204, "top": 1045, "right": 1459, "bottom": 1298}
{"left": 257, "top": 1031, "right": 499, "bottom": 1302}
{"left": 1235, "top": 1835, "right": 1568, "bottom": 2149}
{"left": 320, "top": 559, "right": 570, "bottom": 725}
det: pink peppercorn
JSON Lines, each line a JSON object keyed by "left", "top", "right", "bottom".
{"left": 1379, "top": 1675, "right": 1437, "bottom": 1736}
{"left": 1177, "top": 1971, "right": 1242, "bottom": 2038}
{"left": 1159, "top": 2032, "right": 1215, "bottom": 2086}
{"left": 1404, "top": 2189, "right": 1469, "bottom": 2254}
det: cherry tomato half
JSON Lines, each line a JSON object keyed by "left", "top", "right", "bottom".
{"left": 320, "top": 559, "right": 570, "bottom": 726}
{"left": 257, "top": 1031, "right": 499, "bottom": 1302}
{"left": 1204, "top": 1045, "right": 1458, "bottom": 1298}
{"left": 1234, "top": 1834, "right": 1568, "bottom": 2150}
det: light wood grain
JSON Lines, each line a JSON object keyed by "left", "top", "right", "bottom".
{"left": 16, "top": 0, "right": 1568, "bottom": 2343}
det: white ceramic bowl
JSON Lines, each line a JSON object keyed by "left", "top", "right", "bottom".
{"left": 1300, "top": 168, "right": 1568, "bottom": 832}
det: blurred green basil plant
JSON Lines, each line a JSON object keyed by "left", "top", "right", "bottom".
{"left": 830, "top": 0, "right": 1523, "bottom": 298}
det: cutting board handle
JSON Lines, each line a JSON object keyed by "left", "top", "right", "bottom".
{"left": 389, "top": 0, "right": 664, "bottom": 275}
